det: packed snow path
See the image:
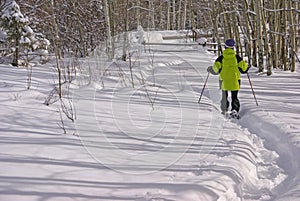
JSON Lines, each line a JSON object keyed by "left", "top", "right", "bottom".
{"left": 0, "top": 45, "right": 299, "bottom": 201}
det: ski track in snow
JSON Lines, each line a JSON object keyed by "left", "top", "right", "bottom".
{"left": 0, "top": 42, "right": 299, "bottom": 201}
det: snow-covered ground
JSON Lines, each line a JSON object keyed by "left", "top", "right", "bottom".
{"left": 0, "top": 31, "right": 300, "bottom": 201}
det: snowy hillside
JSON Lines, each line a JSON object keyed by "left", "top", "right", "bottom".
{"left": 0, "top": 31, "right": 300, "bottom": 201}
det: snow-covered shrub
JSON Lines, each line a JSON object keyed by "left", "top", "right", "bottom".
{"left": 135, "top": 25, "right": 163, "bottom": 44}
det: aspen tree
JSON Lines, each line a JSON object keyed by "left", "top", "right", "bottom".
{"left": 122, "top": 0, "right": 129, "bottom": 61}
{"left": 103, "top": 0, "right": 113, "bottom": 60}
{"left": 255, "top": 0, "right": 264, "bottom": 72}
{"left": 136, "top": 0, "right": 141, "bottom": 26}
{"left": 241, "top": 0, "right": 253, "bottom": 65}
{"left": 287, "top": 0, "right": 296, "bottom": 72}
{"left": 172, "top": 0, "right": 176, "bottom": 30}
{"left": 261, "top": 2, "right": 271, "bottom": 75}
{"left": 269, "top": 0, "right": 279, "bottom": 72}
{"left": 182, "top": 0, "right": 187, "bottom": 30}
{"left": 280, "top": 0, "right": 288, "bottom": 71}
{"left": 148, "top": 0, "right": 155, "bottom": 30}
{"left": 167, "top": 0, "right": 171, "bottom": 30}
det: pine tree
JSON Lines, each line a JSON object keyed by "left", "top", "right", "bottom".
{"left": 0, "top": 0, "right": 29, "bottom": 66}
{"left": 0, "top": 0, "right": 49, "bottom": 66}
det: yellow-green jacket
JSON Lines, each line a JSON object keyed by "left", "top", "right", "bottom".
{"left": 212, "top": 48, "right": 248, "bottom": 91}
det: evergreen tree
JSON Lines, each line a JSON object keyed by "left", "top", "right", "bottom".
{"left": 0, "top": 0, "right": 49, "bottom": 66}
{"left": 0, "top": 0, "right": 28, "bottom": 66}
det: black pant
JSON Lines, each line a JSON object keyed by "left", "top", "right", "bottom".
{"left": 221, "top": 90, "right": 240, "bottom": 113}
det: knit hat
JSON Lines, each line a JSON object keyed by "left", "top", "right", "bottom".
{"left": 225, "top": 39, "right": 235, "bottom": 48}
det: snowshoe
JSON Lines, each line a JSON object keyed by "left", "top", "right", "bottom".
{"left": 223, "top": 110, "right": 240, "bottom": 119}
{"left": 229, "top": 110, "right": 240, "bottom": 119}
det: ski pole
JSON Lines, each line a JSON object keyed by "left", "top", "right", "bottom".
{"left": 198, "top": 72, "right": 210, "bottom": 103}
{"left": 247, "top": 72, "right": 258, "bottom": 106}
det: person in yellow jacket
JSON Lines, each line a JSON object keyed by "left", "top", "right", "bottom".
{"left": 207, "top": 39, "right": 249, "bottom": 116}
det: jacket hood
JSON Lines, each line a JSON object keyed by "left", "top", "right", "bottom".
{"left": 223, "top": 48, "right": 236, "bottom": 58}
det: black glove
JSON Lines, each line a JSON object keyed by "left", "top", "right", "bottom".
{"left": 207, "top": 66, "right": 218, "bottom": 75}
{"left": 239, "top": 65, "right": 251, "bottom": 74}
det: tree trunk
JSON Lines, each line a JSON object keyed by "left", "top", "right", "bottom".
{"left": 280, "top": 0, "right": 288, "bottom": 70}
{"left": 269, "top": 0, "right": 278, "bottom": 72}
{"left": 148, "top": 0, "right": 155, "bottom": 30}
{"left": 172, "top": 0, "right": 176, "bottom": 30}
{"left": 242, "top": 0, "right": 253, "bottom": 66}
{"left": 136, "top": 0, "right": 140, "bottom": 27}
{"left": 255, "top": 0, "right": 264, "bottom": 72}
{"left": 261, "top": 4, "right": 272, "bottom": 76}
{"left": 182, "top": 0, "right": 187, "bottom": 30}
{"left": 50, "top": 0, "right": 62, "bottom": 98}
{"left": 12, "top": 28, "right": 19, "bottom": 66}
{"left": 177, "top": 0, "right": 182, "bottom": 30}
{"left": 103, "top": 0, "right": 113, "bottom": 60}
{"left": 288, "top": 0, "right": 296, "bottom": 72}
{"left": 167, "top": 0, "right": 171, "bottom": 30}
{"left": 122, "top": 0, "right": 129, "bottom": 61}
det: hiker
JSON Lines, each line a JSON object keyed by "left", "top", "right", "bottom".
{"left": 207, "top": 39, "right": 249, "bottom": 116}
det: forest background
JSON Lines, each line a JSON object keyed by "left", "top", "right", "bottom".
{"left": 0, "top": 0, "right": 299, "bottom": 76}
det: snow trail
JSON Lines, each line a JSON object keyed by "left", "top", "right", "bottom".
{"left": 0, "top": 41, "right": 298, "bottom": 200}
